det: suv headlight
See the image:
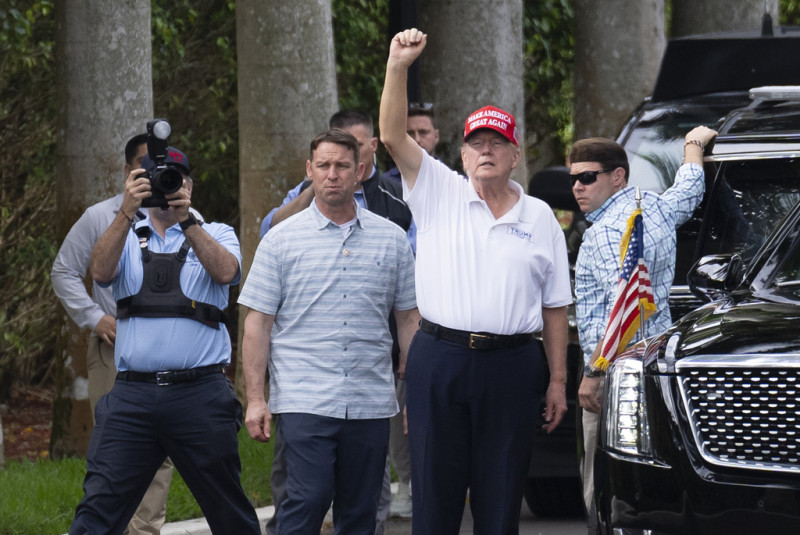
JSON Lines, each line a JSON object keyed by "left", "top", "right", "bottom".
{"left": 603, "top": 356, "right": 651, "bottom": 457}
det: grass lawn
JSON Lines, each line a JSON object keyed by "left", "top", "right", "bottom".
{"left": 0, "top": 425, "right": 274, "bottom": 535}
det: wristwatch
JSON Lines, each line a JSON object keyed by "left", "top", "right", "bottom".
{"left": 179, "top": 213, "right": 198, "bottom": 231}
{"left": 583, "top": 364, "right": 605, "bottom": 378}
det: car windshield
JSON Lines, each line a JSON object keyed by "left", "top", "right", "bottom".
{"left": 725, "top": 103, "right": 800, "bottom": 135}
{"left": 763, "top": 221, "right": 800, "bottom": 297}
{"left": 621, "top": 96, "right": 751, "bottom": 194}
{"left": 698, "top": 157, "right": 800, "bottom": 265}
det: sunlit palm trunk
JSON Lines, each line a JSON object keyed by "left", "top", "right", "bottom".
{"left": 672, "top": 0, "right": 778, "bottom": 37}
{"left": 573, "top": 0, "right": 665, "bottom": 139}
{"left": 52, "top": 0, "right": 152, "bottom": 458}
{"left": 418, "top": 0, "right": 528, "bottom": 185}
{"left": 235, "top": 0, "right": 338, "bottom": 396}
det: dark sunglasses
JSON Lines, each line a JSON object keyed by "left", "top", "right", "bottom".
{"left": 569, "top": 169, "right": 613, "bottom": 187}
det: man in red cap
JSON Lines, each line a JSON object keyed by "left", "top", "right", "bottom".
{"left": 379, "top": 28, "right": 572, "bottom": 535}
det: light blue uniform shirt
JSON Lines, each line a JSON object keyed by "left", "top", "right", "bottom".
{"left": 108, "top": 215, "right": 242, "bottom": 372}
{"left": 575, "top": 163, "right": 704, "bottom": 364}
{"left": 240, "top": 200, "right": 417, "bottom": 420}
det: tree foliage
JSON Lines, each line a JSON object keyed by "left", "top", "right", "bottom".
{"left": 331, "top": 0, "right": 389, "bottom": 122}
{"left": 0, "top": 0, "right": 57, "bottom": 399}
{"left": 5, "top": 0, "right": 800, "bottom": 399}
{"left": 523, "top": 0, "right": 574, "bottom": 165}
{"left": 151, "top": 0, "right": 239, "bottom": 225}
{"left": 782, "top": 0, "right": 800, "bottom": 23}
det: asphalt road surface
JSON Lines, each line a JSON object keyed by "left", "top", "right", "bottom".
{"left": 327, "top": 502, "right": 587, "bottom": 535}
{"left": 159, "top": 499, "right": 587, "bottom": 535}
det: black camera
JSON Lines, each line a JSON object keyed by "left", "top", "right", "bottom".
{"left": 140, "top": 118, "right": 185, "bottom": 209}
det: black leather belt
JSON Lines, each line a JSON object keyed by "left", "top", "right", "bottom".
{"left": 419, "top": 319, "right": 534, "bottom": 350}
{"left": 116, "top": 363, "right": 225, "bottom": 386}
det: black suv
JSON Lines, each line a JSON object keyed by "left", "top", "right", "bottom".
{"left": 618, "top": 28, "right": 800, "bottom": 318}
{"left": 594, "top": 88, "right": 800, "bottom": 534}
{"left": 525, "top": 27, "right": 800, "bottom": 519}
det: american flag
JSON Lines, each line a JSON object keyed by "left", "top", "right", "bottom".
{"left": 594, "top": 209, "right": 656, "bottom": 370}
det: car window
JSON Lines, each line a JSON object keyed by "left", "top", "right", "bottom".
{"left": 622, "top": 99, "right": 750, "bottom": 194}
{"left": 770, "top": 245, "right": 800, "bottom": 291}
{"left": 624, "top": 107, "right": 686, "bottom": 194}
{"left": 698, "top": 158, "right": 800, "bottom": 264}
{"left": 758, "top": 212, "right": 800, "bottom": 299}
{"left": 725, "top": 105, "right": 800, "bottom": 135}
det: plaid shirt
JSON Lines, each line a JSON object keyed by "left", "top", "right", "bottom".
{"left": 575, "top": 163, "right": 704, "bottom": 364}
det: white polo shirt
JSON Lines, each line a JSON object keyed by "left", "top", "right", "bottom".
{"left": 403, "top": 151, "right": 572, "bottom": 335}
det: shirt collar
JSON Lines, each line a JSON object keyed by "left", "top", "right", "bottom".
{"left": 310, "top": 198, "right": 366, "bottom": 230}
{"left": 133, "top": 213, "right": 184, "bottom": 244}
{"left": 134, "top": 212, "right": 175, "bottom": 233}
{"left": 585, "top": 186, "right": 632, "bottom": 223}
{"left": 466, "top": 179, "right": 529, "bottom": 223}
{"left": 506, "top": 180, "right": 528, "bottom": 222}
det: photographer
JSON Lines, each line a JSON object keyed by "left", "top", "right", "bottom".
{"left": 52, "top": 134, "right": 175, "bottom": 535}
{"left": 69, "top": 131, "right": 260, "bottom": 534}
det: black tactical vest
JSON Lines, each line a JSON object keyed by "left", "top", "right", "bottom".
{"left": 116, "top": 226, "right": 226, "bottom": 329}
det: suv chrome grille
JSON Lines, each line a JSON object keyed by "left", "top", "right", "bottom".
{"left": 677, "top": 355, "right": 800, "bottom": 474}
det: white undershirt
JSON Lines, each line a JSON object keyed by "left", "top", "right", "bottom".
{"left": 337, "top": 217, "right": 357, "bottom": 240}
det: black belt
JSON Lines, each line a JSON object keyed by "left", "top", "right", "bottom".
{"left": 419, "top": 319, "right": 534, "bottom": 350}
{"left": 116, "top": 363, "right": 225, "bottom": 386}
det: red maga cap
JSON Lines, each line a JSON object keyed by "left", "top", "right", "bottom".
{"left": 463, "top": 105, "right": 519, "bottom": 146}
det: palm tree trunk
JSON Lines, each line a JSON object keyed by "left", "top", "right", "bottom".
{"left": 235, "top": 0, "right": 338, "bottom": 394}
{"left": 52, "top": 0, "right": 152, "bottom": 458}
{"left": 419, "top": 0, "right": 528, "bottom": 184}
{"left": 573, "top": 0, "right": 665, "bottom": 139}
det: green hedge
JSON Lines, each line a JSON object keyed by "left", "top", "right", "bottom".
{"left": 0, "top": 425, "right": 274, "bottom": 535}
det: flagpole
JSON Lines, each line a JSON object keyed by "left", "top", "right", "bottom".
{"left": 593, "top": 186, "right": 656, "bottom": 371}
{"left": 635, "top": 186, "right": 648, "bottom": 344}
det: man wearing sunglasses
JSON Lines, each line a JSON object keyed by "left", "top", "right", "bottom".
{"left": 570, "top": 126, "right": 717, "bottom": 531}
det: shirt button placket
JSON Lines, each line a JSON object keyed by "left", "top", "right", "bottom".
{"left": 342, "top": 244, "right": 353, "bottom": 376}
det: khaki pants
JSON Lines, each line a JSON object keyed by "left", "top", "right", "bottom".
{"left": 581, "top": 409, "right": 599, "bottom": 513}
{"left": 580, "top": 377, "right": 605, "bottom": 513}
{"left": 87, "top": 335, "right": 173, "bottom": 535}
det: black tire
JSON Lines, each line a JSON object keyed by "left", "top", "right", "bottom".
{"left": 523, "top": 476, "right": 585, "bottom": 518}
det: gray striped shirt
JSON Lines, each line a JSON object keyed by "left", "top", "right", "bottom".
{"left": 239, "top": 200, "right": 416, "bottom": 419}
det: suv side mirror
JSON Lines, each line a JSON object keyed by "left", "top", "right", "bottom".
{"left": 688, "top": 253, "right": 743, "bottom": 302}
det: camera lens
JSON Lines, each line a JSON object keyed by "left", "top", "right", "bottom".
{"left": 152, "top": 167, "right": 183, "bottom": 194}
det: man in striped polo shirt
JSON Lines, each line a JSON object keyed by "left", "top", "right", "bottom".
{"left": 239, "top": 129, "right": 420, "bottom": 535}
